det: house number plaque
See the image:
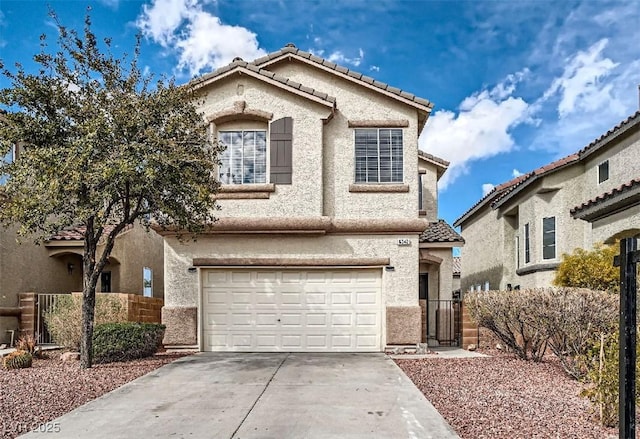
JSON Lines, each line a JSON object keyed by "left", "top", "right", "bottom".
{"left": 397, "top": 238, "right": 411, "bottom": 246}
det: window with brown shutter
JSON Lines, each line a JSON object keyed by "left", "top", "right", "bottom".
{"left": 269, "top": 117, "right": 293, "bottom": 184}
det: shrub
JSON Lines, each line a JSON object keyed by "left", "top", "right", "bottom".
{"left": 15, "top": 334, "right": 39, "bottom": 356}
{"left": 554, "top": 243, "right": 619, "bottom": 293}
{"left": 43, "top": 294, "right": 128, "bottom": 349}
{"left": 533, "top": 288, "right": 618, "bottom": 379}
{"left": 465, "top": 287, "right": 618, "bottom": 369}
{"left": 465, "top": 289, "right": 548, "bottom": 361}
{"left": 2, "top": 350, "right": 33, "bottom": 370}
{"left": 92, "top": 322, "right": 165, "bottom": 364}
{"left": 578, "top": 330, "right": 640, "bottom": 427}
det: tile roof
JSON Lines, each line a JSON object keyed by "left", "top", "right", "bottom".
{"left": 47, "top": 224, "right": 129, "bottom": 241}
{"left": 191, "top": 58, "right": 337, "bottom": 106}
{"left": 418, "top": 150, "right": 449, "bottom": 168}
{"left": 571, "top": 178, "right": 640, "bottom": 216}
{"left": 251, "top": 44, "right": 434, "bottom": 112}
{"left": 490, "top": 153, "right": 579, "bottom": 208}
{"left": 455, "top": 111, "right": 640, "bottom": 226}
{"left": 420, "top": 219, "right": 464, "bottom": 243}
{"left": 452, "top": 256, "right": 461, "bottom": 275}
{"left": 579, "top": 111, "right": 640, "bottom": 158}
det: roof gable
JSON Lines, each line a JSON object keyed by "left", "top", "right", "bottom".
{"left": 455, "top": 111, "right": 640, "bottom": 226}
{"left": 190, "top": 58, "right": 337, "bottom": 110}
{"left": 251, "top": 44, "right": 433, "bottom": 115}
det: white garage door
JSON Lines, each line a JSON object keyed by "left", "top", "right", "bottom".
{"left": 201, "top": 268, "right": 382, "bottom": 352}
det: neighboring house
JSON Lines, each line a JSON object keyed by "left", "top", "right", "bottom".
{"left": 0, "top": 221, "right": 165, "bottom": 346}
{"left": 452, "top": 256, "right": 461, "bottom": 293}
{"left": 455, "top": 111, "right": 640, "bottom": 291}
{"left": 155, "top": 43, "right": 462, "bottom": 352}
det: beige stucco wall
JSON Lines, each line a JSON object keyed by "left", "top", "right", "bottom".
{"left": 581, "top": 128, "right": 640, "bottom": 202}
{"left": 164, "top": 233, "right": 419, "bottom": 308}
{"left": 199, "top": 75, "right": 331, "bottom": 218}
{"left": 268, "top": 61, "right": 422, "bottom": 219}
{"left": 106, "top": 226, "right": 165, "bottom": 298}
{"left": 459, "top": 204, "right": 505, "bottom": 292}
{"left": 590, "top": 204, "right": 640, "bottom": 244}
{"left": 419, "top": 160, "right": 439, "bottom": 221}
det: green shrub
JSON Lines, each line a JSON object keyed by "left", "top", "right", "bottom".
{"left": 578, "top": 330, "right": 640, "bottom": 427}
{"left": 553, "top": 242, "right": 619, "bottom": 292}
{"left": 43, "top": 294, "right": 128, "bottom": 349}
{"left": 92, "top": 322, "right": 165, "bottom": 364}
{"left": 2, "top": 350, "right": 33, "bottom": 370}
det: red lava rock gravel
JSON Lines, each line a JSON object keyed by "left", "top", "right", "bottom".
{"left": 1, "top": 351, "right": 189, "bottom": 439}
{"left": 396, "top": 352, "right": 617, "bottom": 439}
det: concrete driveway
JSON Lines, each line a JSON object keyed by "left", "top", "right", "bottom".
{"left": 22, "top": 353, "right": 459, "bottom": 439}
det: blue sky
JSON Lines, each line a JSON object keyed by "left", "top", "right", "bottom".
{"left": 1, "top": 0, "right": 639, "bottom": 227}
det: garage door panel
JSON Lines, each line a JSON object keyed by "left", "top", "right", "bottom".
{"left": 202, "top": 268, "right": 382, "bottom": 352}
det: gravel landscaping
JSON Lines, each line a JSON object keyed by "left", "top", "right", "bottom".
{"left": 396, "top": 349, "right": 617, "bottom": 439}
{"left": 1, "top": 351, "right": 189, "bottom": 439}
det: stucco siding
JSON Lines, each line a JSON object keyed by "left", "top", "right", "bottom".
{"left": 163, "top": 234, "right": 419, "bottom": 308}
{"left": 268, "top": 61, "right": 421, "bottom": 219}
{"left": 459, "top": 206, "right": 504, "bottom": 292}
{"left": 582, "top": 129, "right": 640, "bottom": 202}
{"left": 198, "top": 76, "right": 330, "bottom": 218}
{"left": 591, "top": 204, "right": 640, "bottom": 244}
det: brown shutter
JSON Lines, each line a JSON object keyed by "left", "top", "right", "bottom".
{"left": 270, "top": 117, "right": 293, "bottom": 184}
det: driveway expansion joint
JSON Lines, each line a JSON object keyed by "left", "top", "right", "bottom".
{"left": 230, "top": 353, "right": 290, "bottom": 439}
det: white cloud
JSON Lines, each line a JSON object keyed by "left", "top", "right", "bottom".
{"left": 327, "top": 48, "right": 364, "bottom": 67}
{"left": 136, "top": 0, "right": 266, "bottom": 76}
{"left": 542, "top": 39, "right": 621, "bottom": 118}
{"left": 512, "top": 169, "right": 523, "bottom": 178}
{"left": 420, "top": 70, "right": 532, "bottom": 189}
{"left": 369, "top": 65, "right": 380, "bottom": 72}
{"left": 482, "top": 183, "right": 495, "bottom": 196}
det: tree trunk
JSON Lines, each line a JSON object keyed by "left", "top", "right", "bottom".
{"left": 80, "top": 238, "right": 99, "bottom": 369}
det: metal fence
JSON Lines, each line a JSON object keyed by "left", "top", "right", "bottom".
{"left": 36, "top": 293, "right": 68, "bottom": 345}
{"left": 426, "top": 299, "right": 461, "bottom": 347}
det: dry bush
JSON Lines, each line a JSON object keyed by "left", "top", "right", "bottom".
{"left": 465, "top": 288, "right": 618, "bottom": 368}
{"left": 465, "top": 289, "right": 548, "bottom": 361}
{"left": 44, "top": 294, "right": 128, "bottom": 349}
{"left": 531, "top": 288, "right": 618, "bottom": 379}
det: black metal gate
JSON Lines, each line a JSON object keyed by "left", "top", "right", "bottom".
{"left": 426, "top": 297, "right": 462, "bottom": 347}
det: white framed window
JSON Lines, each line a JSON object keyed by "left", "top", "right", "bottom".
{"left": 484, "top": 281, "right": 490, "bottom": 291}
{"left": 542, "top": 216, "right": 556, "bottom": 260}
{"left": 354, "top": 128, "right": 403, "bottom": 183}
{"left": 219, "top": 130, "right": 267, "bottom": 184}
{"left": 143, "top": 267, "right": 153, "bottom": 297}
{"left": 598, "top": 160, "right": 609, "bottom": 184}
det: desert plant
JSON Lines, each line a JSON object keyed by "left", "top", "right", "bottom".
{"left": 465, "top": 289, "right": 548, "bottom": 361}
{"left": 578, "top": 330, "right": 640, "bottom": 427}
{"left": 465, "top": 287, "right": 618, "bottom": 367}
{"left": 529, "top": 288, "right": 618, "bottom": 379}
{"left": 15, "top": 333, "right": 45, "bottom": 359}
{"left": 44, "top": 294, "right": 128, "bottom": 350}
{"left": 92, "top": 322, "right": 165, "bottom": 364}
{"left": 2, "top": 350, "right": 33, "bottom": 370}
{"left": 554, "top": 243, "right": 619, "bottom": 293}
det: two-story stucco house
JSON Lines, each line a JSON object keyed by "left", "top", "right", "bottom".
{"left": 156, "top": 44, "right": 462, "bottom": 352}
{"left": 454, "top": 111, "right": 640, "bottom": 291}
